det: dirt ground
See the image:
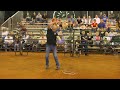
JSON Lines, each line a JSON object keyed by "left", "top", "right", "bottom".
{"left": 0, "top": 52, "right": 120, "bottom": 79}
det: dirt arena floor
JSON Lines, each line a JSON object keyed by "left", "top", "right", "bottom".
{"left": 0, "top": 52, "right": 120, "bottom": 79}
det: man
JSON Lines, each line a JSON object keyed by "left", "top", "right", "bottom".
{"left": 98, "top": 19, "right": 106, "bottom": 29}
{"left": 94, "top": 15, "right": 100, "bottom": 24}
{"left": 81, "top": 31, "right": 88, "bottom": 56}
{"left": 4, "top": 34, "right": 14, "bottom": 51}
{"left": 45, "top": 24, "right": 60, "bottom": 70}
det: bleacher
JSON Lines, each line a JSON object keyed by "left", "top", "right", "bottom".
{"left": 0, "top": 11, "right": 120, "bottom": 56}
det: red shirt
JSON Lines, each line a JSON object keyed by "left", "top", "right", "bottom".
{"left": 92, "top": 22, "right": 97, "bottom": 27}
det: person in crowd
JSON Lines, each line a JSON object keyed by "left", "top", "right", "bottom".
{"left": 4, "top": 34, "right": 14, "bottom": 51}
{"left": 81, "top": 31, "right": 88, "bottom": 56}
{"left": 91, "top": 19, "right": 98, "bottom": 33}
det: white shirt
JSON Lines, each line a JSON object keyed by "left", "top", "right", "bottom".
{"left": 4, "top": 36, "right": 13, "bottom": 43}
{"left": 103, "top": 36, "right": 111, "bottom": 41}
{"left": 82, "top": 19, "right": 87, "bottom": 24}
{"left": 94, "top": 17, "right": 100, "bottom": 24}
{"left": 2, "top": 31, "right": 9, "bottom": 37}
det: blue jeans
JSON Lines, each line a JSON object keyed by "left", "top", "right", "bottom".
{"left": 45, "top": 44, "right": 60, "bottom": 67}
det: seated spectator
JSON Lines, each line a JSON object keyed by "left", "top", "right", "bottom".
{"left": 77, "top": 16, "right": 82, "bottom": 25}
{"left": 81, "top": 16, "right": 87, "bottom": 25}
{"left": 39, "top": 33, "right": 47, "bottom": 47}
{"left": 102, "top": 14, "right": 108, "bottom": 23}
{"left": 68, "top": 15, "right": 75, "bottom": 23}
{"left": 87, "top": 16, "right": 92, "bottom": 25}
{"left": 94, "top": 15, "right": 100, "bottom": 24}
{"left": 1, "top": 27, "right": 9, "bottom": 42}
{"left": 36, "top": 12, "right": 42, "bottom": 23}
{"left": 4, "top": 34, "right": 14, "bottom": 51}
{"left": 32, "top": 35, "right": 39, "bottom": 52}
{"left": 31, "top": 12, "right": 36, "bottom": 23}
{"left": 106, "top": 19, "right": 111, "bottom": 33}
{"left": 91, "top": 19, "right": 98, "bottom": 32}
{"left": 67, "top": 21, "right": 73, "bottom": 32}
{"left": 20, "top": 25, "right": 27, "bottom": 36}
{"left": 93, "top": 32, "right": 101, "bottom": 46}
{"left": 103, "top": 32, "right": 111, "bottom": 45}
{"left": 98, "top": 19, "right": 106, "bottom": 29}
{"left": 57, "top": 30, "right": 64, "bottom": 45}
{"left": 108, "top": 29, "right": 115, "bottom": 40}
{"left": 26, "top": 12, "right": 31, "bottom": 22}
{"left": 87, "top": 32, "right": 93, "bottom": 47}
{"left": 99, "top": 12, "right": 103, "bottom": 19}
{"left": 73, "top": 21, "right": 79, "bottom": 28}
{"left": 99, "top": 28, "right": 105, "bottom": 40}
{"left": 42, "top": 13, "right": 48, "bottom": 23}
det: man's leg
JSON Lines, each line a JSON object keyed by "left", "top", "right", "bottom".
{"left": 45, "top": 44, "right": 50, "bottom": 69}
{"left": 52, "top": 45, "right": 60, "bottom": 70}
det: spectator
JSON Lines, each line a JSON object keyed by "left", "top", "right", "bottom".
{"left": 108, "top": 29, "right": 115, "bottom": 40}
{"left": 31, "top": 12, "right": 36, "bottom": 22}
{"left": 81, "top": 16, "right": 87, "bottom": 25}
{"left": 77, "top": 16, "right": 82, "bottom": 25}
{"left": 68, "top": 15, "right": 75, "bottom": 23}
{"left": 87, "top": 32, "right": 93, "bottom": 47}
{"left": 91, "top": 19, "right": 98, "bottom": 33}
{"left": 81, "top": 31, "right": 88, "bottom": 56}
{"left": 98, "top": 19, "right": 106, "bottom": 29}
{"left": 1, "top": 27, "right": 9, "bottom": 42}
{"left": 102, "top": 14, "right": 108, "bottom": 23}
{"left": 94, "top": 15, "right": 100, "bottom": 24}
{"left": 103, "top": 32, "right": 111, "bottom": 45}
{"left": 106, "top": 19, "right": 111, "bottom": 33}
{"left": 93, "top": 32, "right": 101, "bottom": 46}
{"left": 87, "top": 16, "right": 92, "bottom": 25}
{"left": 4, "top": 34, "right": 13, "bottom": 51}
{"left": 20, "top": 25, "right": 27, "bottom": 36}
{"left": 99, "top": 12, "right": 103, "bottom": 19}
{"left": 39, "top": 33, "right": 47, "bottom": 47}
{"left": 36, "top": 12, "right": 42, "bottom": 23}
{"left": 42, "top": 12, "right": 48, "bottom": 23}
{"left": 26, "top": 12, "right": 31, "bottom": 22}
